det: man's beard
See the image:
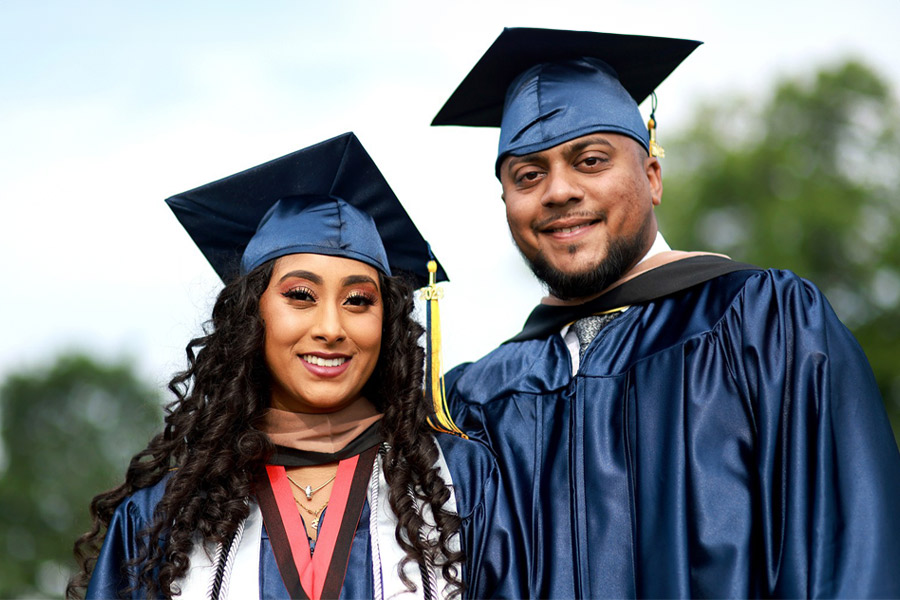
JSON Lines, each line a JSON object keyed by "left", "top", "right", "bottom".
{"left": 524, "top": 220, "right": 653, "bottom": 302}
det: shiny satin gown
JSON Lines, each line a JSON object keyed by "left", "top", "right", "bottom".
{"left": 85, "top": 433, "right": 524, "bottom": 599}
{"left": 447, "top": 268, "right": 900, "bottom": 598}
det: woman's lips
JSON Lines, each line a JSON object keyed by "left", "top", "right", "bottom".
{"left": 299, "top": 353, "right": 351, "bottom": 377}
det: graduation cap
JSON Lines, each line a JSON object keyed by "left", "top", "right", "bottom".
{"left": 166, "top": 132, "right": 466, "bottom": 438}
{"left": 431, "top": 28, "right": 702, "bottom": 173}
{"left": 165, "top": 131, "right": 448, "bottom": 288}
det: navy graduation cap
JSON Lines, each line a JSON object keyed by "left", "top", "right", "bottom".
{"left": 431, "top": 28, "right": 702, "bottom": 174}
{"left": 165, "top": 132, "right": 447, "bottom": 288}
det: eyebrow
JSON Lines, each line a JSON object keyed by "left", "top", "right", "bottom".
{"left": 277, "top": 270, "right": 379, "bottom": 289}
{"left": 565, "top": 136, "right": 615, "bottom": 157}
{"left": 278, "top": 270, "right": 322, "bottom": 284}
{"left": 342, "top": 274, "right": 379, "bottom": 288}
{"left": 505, "top": 153, "right": 541, "bottom": 174}
{"left": 504, "top": 136, "right": 616, "bottom": 175}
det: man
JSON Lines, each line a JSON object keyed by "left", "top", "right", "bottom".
{"left": 432, "top": 28, "right": 900, "bottom": 598}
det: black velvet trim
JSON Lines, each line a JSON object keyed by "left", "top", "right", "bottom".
{"left": 269, "top": 421, "right": 383, "bottom": 467}
{"left": 320, "top": 445, "right": 379, "bottom": 598}
{"left": 507, "top": 256, "right": 760, "bottom": 343}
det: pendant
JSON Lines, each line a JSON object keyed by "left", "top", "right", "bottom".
{"left": 304, "top": 485, "right": 313, "bottom": 500}
{"left": 311, "top": 516, "right": 320, "bottom": 530}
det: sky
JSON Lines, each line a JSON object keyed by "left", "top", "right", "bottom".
{"left": 2, "top": 0, "right": 899, "bottom": 391}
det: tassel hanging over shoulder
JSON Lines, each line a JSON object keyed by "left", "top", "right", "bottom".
{"left": 421, "top": 260, "right": 468, "bottom": 439}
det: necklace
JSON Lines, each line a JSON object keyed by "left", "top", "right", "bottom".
{"left": 286, "top": 473, "right": 336, "bottom": 500}
{"left": 294, "top": 498, "right": 329, "bottom": 531}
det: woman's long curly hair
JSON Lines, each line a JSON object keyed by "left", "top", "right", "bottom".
{"left": 68, "top": 260, "right": 465, "bottom": 599}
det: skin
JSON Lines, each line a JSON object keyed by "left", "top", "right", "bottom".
{"left": 258, "top": 252, "right": 384, "bottom": 538}
{"left": 500, "top": 132, "right": 663, "bottom": 304}
{"left": 287, "top": 459, "right": 339, "bottom": 539}
{"left": 259, "top": 253, "right": 383, "bottom": 415}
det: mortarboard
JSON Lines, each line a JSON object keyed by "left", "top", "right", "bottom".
{"left": 165, "top": 132, "right": 448, "bottom": 289}
{"left": 431, "top": 28, "right": 702, "bottom": 174}
{"left": 166, "top": 132, "right": 466, "bottom": 438}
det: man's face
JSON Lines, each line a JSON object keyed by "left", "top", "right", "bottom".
{"left": 500, "top": 132, "right": 663, "bottom": 301}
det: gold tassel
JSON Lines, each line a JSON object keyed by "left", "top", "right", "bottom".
{"left": 647, "top": 117, "right": 665, "bottom": 158}
{"left": 421, "top": 260, "right": 468, "bottom": 439}
{"left": 647, "top": 92, "right": 665, "bottom": 158}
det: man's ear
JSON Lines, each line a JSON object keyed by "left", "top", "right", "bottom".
{"left": 645, "top": 157, "right": 663, "bottom": 207}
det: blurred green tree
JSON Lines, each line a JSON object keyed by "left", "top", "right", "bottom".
{"left": 0, "top": 352, "right": 162, "bottom": 599}
{"left": 658, "top": 59, "right": 900, "bottom": 445}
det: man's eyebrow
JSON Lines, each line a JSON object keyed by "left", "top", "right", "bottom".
{"left": 567, "top": 136, "right": 615, "bottom": 154}
{"left": 505, "top": 152, "right": 543, "bottom": 175}
{"left": 278, "top": 270, "right": 322, "bottom": 284}
{"left": 505, "top": 136, "right": 617, "bottom": 175}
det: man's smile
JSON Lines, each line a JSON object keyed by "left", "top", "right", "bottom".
{"left": 536, "top": 213, "right": 605, "bottom": 241}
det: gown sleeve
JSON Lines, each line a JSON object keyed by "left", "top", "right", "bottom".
{"left": 86, "top": 482, "right": 166, "bottom": 599}
{"left": 728, "top": 270, "right": 900, "bottom": 598}
{"left": 436, "top": 433, "right": 527, "bottom": 600}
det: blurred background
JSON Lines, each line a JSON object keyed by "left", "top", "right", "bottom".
{"left": 1, "top": 1, "right": 898, "bottom": 597}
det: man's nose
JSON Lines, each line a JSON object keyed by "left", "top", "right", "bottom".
{"left": 541, "top": 167, "right": 584, "bottom": 207}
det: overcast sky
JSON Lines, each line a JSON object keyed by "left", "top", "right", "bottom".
{"left": 2, "top": 0, "right": 899, "bottom": 389}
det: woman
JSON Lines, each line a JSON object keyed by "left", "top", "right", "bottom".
{"left": 68, "top": 133, "right": 521, "bottom": 599}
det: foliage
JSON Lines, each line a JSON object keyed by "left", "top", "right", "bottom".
{"left": 658, "top": 60, "right": 900, "bottom": 445}
{"left": 0, "top": 352, "right": 162, "bottom": 599}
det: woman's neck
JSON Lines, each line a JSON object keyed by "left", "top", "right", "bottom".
{"left": 260, "top": 396, "right": 383, "bottom": 454}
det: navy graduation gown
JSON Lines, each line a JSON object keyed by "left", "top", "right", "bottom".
{"left": 86, "top": 434, "right": 524, "bottom": 599}
{"left": 447, "top": 268, "right": 900, "bottom": 598}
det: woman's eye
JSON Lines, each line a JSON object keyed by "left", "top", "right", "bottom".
{"left": 345, "top": 291, "right": 376, "bottom": 307}
{"left": 283, "top": 287, "right": 315, "bottom": 301}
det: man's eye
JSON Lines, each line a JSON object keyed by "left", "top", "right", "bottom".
{"left": 581, "top": 156, "right": 608, "bottom": 168}
{"left": 517, "top": 170, "right": 543, "bottom": 184}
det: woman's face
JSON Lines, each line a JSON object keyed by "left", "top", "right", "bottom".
{"left": 258, "top": 253, "right": 383, "bottom": 413}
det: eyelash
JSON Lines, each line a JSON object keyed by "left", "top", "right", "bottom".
{"left": 581, "top": 155, "right": 608, "bottom": 167}
{"left": 345, "top": 291, "right": 377, "bottom": 306}
{"left": 515, "top": 169, "right": 543, "bottom": 185}
{"left": 283, "top": 286, "right": 316, "bottom": 301}
{"left": 281, "top": 287, "right": 376, "bottom": 307}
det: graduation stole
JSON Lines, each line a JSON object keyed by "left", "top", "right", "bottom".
{"left": 257, "top": 444, "right": 379, "bottom": 600}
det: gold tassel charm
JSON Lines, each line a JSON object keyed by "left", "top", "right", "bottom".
{"left": 647, "top": 92, "right": 665, "bottom": 158}
{"left": 421, "top": 260, "right": 468, "bottom": 439}
{"left": 648, "top": 117, "right": 665, "bottom": 158}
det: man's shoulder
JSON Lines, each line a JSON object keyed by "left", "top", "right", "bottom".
{"left": 703, "top": 266, "right": 835, "bottom": 322}
{"left": 446, "top": 267, "right": 825, "bottom": 402}
{"left": 446, "top": 335, "right": 573, "bottom": 404}
{"left": 616, "top": 264, "right": 827, "bottom": 327}
{"left": 627, "top": 266, "right": 833, "bottom": 337}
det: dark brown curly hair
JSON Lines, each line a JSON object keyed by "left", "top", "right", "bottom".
{"left": 67, "top": 260, "right": 465, "bottom": 599}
